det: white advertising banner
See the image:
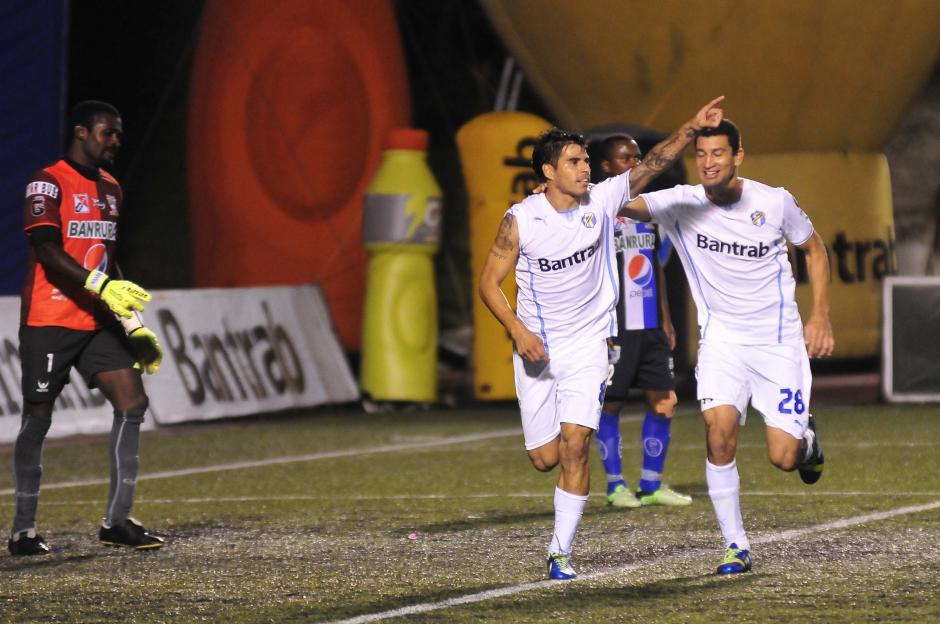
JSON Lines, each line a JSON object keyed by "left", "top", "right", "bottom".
{"left": 0, "top": 285, "right": 359, "bottom": 442}
{"left": 0, "top": 297, "right": 119, "bottom": 442}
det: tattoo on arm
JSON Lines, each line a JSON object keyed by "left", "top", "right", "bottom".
{"left": 629, "top": 126, "right": 697, "bottom": 190}
{"left": 495, "top": 213, "right": 515, "bottom": 252}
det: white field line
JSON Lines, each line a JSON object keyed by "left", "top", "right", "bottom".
{"left": 1, "top": 416, "right": 935, "bottom": 497}
{"left": 24, "top": 490, "right": 940, "bottom": 507}
{"left": 323, "top": 500, "right": 940, "bottom": 624}
{"left": 0, "top": 428, "right": 523, "bottom": 497}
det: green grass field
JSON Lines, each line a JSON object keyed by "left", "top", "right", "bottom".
{"left": 0, "top": 402, "right": 938, "bottom": 623}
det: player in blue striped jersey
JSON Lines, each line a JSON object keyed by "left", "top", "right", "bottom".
{"left": 592, "top": 135, "right": 692, "bottom": 509}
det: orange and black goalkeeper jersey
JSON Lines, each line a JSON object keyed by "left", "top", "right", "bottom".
{"left": 21, "top": 159, "right": 123, "bottom": 330}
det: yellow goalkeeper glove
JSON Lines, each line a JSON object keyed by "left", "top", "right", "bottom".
{"left": 128, "top": 326, "right": 163, "bottom": 374}
{"left": 84, "top": 270, "right": 151, "bottom": 318}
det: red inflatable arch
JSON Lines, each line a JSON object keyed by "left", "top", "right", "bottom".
{"left": 188, "top": 0, "right": 411, "bottom": 350}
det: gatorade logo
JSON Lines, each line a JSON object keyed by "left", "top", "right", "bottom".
{"left": 503, "top": 137, "right": 540, "bottom": 201}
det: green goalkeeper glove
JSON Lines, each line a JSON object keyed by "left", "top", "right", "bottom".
{"left": 84, "top": 270, "right": 151, "bottom": 318}
{"left": 128, "top": 326, "right": 163, "bottom": 374}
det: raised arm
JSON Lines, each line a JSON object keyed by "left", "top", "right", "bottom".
{"left": 798, "top": 231, "right": 834, "bottom": 358}
{"left": 478, "top": 213, "right": 547, "bottom": 362}
{"left": 628, "top": 95, "right": 725, "bottom": 195}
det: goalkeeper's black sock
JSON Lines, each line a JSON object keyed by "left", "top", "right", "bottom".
{"left": 12, "top": 412, "right": 52, "bottom": 534}
{"left": 106, "top": 406, "right": 146, "bottom": 526}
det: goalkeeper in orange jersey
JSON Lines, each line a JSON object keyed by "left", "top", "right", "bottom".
{"left": 10, "top": 101, "right": 165, "bottom": 556}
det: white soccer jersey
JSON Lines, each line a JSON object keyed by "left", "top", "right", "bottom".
{"left": 510, "top": 172, "right": 631, "bottom": 356}
{"left": 642, "top": 178, "right": 814, "bottom": 345}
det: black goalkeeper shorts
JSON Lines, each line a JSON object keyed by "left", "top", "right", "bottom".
{"left": 605, "top": 328, "right": 675, "bottom": 401}
{"left": 19, "top": 324, "right": 137, "bottom": 403}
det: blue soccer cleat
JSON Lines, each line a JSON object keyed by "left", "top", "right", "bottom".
{"left": 547, "top": 552, "right": 577, "bottom": 580}
{"left": 716, "top": 543, "right": 751, "bottom": 574}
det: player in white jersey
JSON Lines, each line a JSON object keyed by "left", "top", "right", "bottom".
{"left": 591, "top": 135, "right": 692, "bottom": 510}
{"left": 618, "top": 119, "right": 834, "bottom": 574}
{"left": 478, "top": 97, "right": 725, "bottom": 580}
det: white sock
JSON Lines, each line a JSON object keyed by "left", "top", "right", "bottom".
{"left": 802, "top": 425, "right": 816, "bottom": 462}
{"left": 706, "top": 459, "right": 749, "bottom": 550}
{"left": 548, "top": 486, "right": 588, "bottom": 555}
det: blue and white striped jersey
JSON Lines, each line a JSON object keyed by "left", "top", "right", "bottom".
{"left": 614, "top": 218, "right": 660, "bottom": 331}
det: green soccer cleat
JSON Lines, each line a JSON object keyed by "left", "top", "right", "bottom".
{"left": 637, "top": 484, "right": 692, "bottom": 506}
{"left": 716, "top": 543, "right": 751, "bottom": 574}
{"left": 607, "top": 484, "right": 641, "bottom": 508}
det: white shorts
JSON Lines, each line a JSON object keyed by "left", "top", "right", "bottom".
{"left": 695, "top": 338, "right": 812, "bottom": 440}
{"left": 513, "top": 339, "right": 608, "bottom": 450}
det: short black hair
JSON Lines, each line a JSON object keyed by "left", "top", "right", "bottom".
{"left": 69, "top": 100, "right": 121, "bottom": 131}
{"left": 696, "top": 119, "right": 741, "bottom": 153}
{"left": 596, "top": 133, "right": 638, "bottom": 163}
{"left": 532, "top": 127, "right": 587, "bottom": 182}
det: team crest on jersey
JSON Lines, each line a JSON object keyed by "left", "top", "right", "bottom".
{"left": 73, "top": 193, "right": 90, "bottom": 214}
{"left": 31, "top": 196, "right": 46, "bottom": 216}
{"left": 581, "top": 212, "right": 597, "bottom": 228}
{"left": 750, "top": 210, "right": 766, "bottom": 226}
{"left": 106, "top": 194, "right": 119, "bottom": 215}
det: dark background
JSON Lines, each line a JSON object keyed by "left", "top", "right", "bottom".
{"left": 57, "top": 1, "right": 701, "bottom": 386}
{"left": 3, "top": 0, "right": 893, "bottom": 396}
{"left": 65, "top": 1, "right": 556, "bottom": 334}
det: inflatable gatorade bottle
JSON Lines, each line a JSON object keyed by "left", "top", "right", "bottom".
{"left": 360, "top": 129, "right": 442, "bottom": 402}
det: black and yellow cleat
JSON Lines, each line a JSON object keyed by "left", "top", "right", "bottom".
{"left": 99, "top": 517, "right": 165, "bottom": 550}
